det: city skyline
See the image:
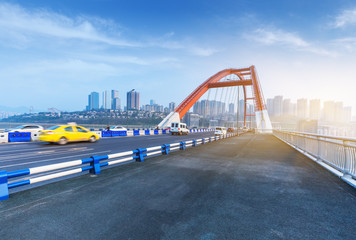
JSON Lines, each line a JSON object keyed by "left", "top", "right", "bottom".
{"left": 0, "top": 1, "right": 355, "bottom": 115}
{"left": 267, "top": 95, "right": 352, "bottom": 124}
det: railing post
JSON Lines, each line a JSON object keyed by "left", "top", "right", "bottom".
{"left": 201, "top": 138, "right": 205, "bottom": 144}
{"left": 343, "top": 140, "right": 350, "bottom": 174}
{"left": 180, "top": 141, "right": 186, "bottom": 150}
{"left": 161, "top": 144, "right": 170, "bottom": 155}
{"left": 316, "top": 136, "right": 322, "bottom": 161}
{"left": 209, "top": 137, "right": 212, "bottom": 143}
{"left": 192, "top": 140, "right": 197, "bottom": 147}
{"left": 0, "top": 171, "right": 9, "bottom": 201}
{"left": 135, "top": 148, "right": 147, "bottom": 162}
{"left": 90, "top": 155, "right": 102, "bottom": 174}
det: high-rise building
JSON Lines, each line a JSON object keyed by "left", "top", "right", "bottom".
{"left": 297, "top": 98, "right": 308, "bottom": 119}
{"left": 229, "top": 103, "right": 234, "bottom": 114}
{"left": 282, "top": 99, "right": 293, "bottom": 116}
{"left": 323, "top": 101, "right": 335, "bottom": 123}
{"left": 111, "top": 90, "right": 119, "bottom": 99}
{"left": 102, "top": 90, "right": 110, "bottom": 109}
{"left": 343, "top": 106, "right": 352, "bottom": 123}
{"left": 111, "top": 90, "right": 120, "bottom": 110}
{"left": 150, "top": 99, "right": 155, "bottom": 106}
{"left": 334, "top": 102, "right": 343, "bottom": 123}
{"left": 208, "top": 101, "right": 226, "bottom": 116}
{"left": 183, "top": 113, "right": 200, "bottom": 128}
{"left": 112, "top": 98, "right": 121, "bottom": 110}
{"left": 291, "top": 102, "right": 297, "bottom": 116}
{"left": 127, "top": 90, "right": 140, "bottom": 110}
{"left": 238, "top": 99, "right": 245, "bottom": 120}
{"left": 200, "top": 100, "right": 209, "bottom": 116}
{"left": 267, "top": 98, "right": 274, "bottom": 116}
{"left": 193, "top": 101, "right": 201, "bottom": 115}
{"left": 169, "top": 102, "right": 176, "bottom": 112}
{"left": 273, "top": 96, "right": 283, "bottom": 117}
{"left": 88, "top": 92, "right": 99, "bottom": 110}
{"left": 309, "top": 99, "right": 321, "bottom": 120}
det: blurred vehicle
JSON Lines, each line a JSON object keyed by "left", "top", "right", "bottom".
{"left": 39, "top": 125, "right": 100, "bottom": 145}
{"left": 227, "top": 128, "right": 234, "bottom": 132}
{"left": 164, "top": 127, "right": 171, "bottom": 131}
{"left": 8, "top": 125, "right": 43, "bottom": 133}
{"left": 110, "top": 126, "right": 127, "bottom": 131}
{"left": 170, "top": 122, "right": 189, "bottom": 135}
{"left": 215, "top": 127, "right": 227, "bottom": 135}
{"left": 242, "top": 127, "right": 249, "bottom": 132}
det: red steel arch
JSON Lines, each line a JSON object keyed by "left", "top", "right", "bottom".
{"left": 174, "top": 65, "right": 267, "bottom": 127}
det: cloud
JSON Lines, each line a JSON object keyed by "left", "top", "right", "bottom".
{"left": 145, "top": 32, "right": 219, "bottom": 57}
{"left": 78, "top": 54, "right": 179, "bottom": 66}
{"left": 0, "top": 2, "right": 218, "bottom": 58}
{"left": 0, "top": 2, "right": 138, "bottom": 48}
{"left": 188, "top": 46, "right": 219, "bottom": 57}
{"left": 332, "top": 37, "right": 356, "bottom": 51}
{"left": 246, "top": 28, "right": 335, "bottom": 56}
{"left": 333, "top": 8, "right": 356, "bottom": 28}
{"left": 251, "top": 28, "right": 309, "bottom": 47}
{"left": 0, "top": 59, "right": 119, "bottom": 81}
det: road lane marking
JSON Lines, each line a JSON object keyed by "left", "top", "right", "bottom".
{"left": 0, "top": 148, "right": 94, "bottom": 162}
{"left": 0, "top": 150, "right": 111, "bottom": 168}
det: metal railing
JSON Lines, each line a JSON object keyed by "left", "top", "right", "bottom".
{"left": 0, "top": 133, "right": 238, "bottom": 201}
{"left": 274, "top": 130, "right": 356, "bottom": 187}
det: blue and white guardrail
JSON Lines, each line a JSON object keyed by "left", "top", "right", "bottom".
{"left": 0, "top": 128, "right": 215, "bottom": 143}
{"left": 0, "top": 132, "right": 238, "bottom": 201}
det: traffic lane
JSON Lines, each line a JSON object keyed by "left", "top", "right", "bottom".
{"left": 0, "top": 132, "right": 214, "bottom": 161}
{"left": 0, "top": 131, "right": 213, "bottom": 154}
{"left": 4, "top": 131, "right": 215, "bottom": 193}
{"left": 0, "top": 132, "right": 215, "bottom": 172}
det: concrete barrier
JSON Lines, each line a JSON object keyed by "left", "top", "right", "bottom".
{"left": 101, "top": 131, "right": 112, "bottom": 137}
{"left": 8, "top": 132, "right": 31, "bottom": 142}
{"left": 1, "top": 128, "right": 212, "bottom": 144}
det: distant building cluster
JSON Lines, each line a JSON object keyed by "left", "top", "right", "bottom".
{"left": 85, "top": 90, "right": 176, "bottom": 115}
{"left": 0, "top": 112, "right": 19, "bottom": 120}
{"left": 266, "top": 96, "right": 352, "bottom": 124}
{"left": 192, "top": 99, "right": 253, "bottom": 119}
{"left": 87, "top": 90, "right": 122, "bottom": 111}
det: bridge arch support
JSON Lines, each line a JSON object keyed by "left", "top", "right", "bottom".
{"left": 158, "top": 66, "right": 272, "bottom": 133}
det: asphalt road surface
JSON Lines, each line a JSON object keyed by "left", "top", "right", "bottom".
{"left": 0, "top": 133, "right": 355, "bottom": 240}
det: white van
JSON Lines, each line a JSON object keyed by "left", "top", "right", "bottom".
{"left": 215, "top": 127, "right": 227, "bottom": 135}
{"left": 171, "top": 122, "right": 189, "bottom": 135}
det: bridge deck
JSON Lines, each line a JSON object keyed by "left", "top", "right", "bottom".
{"left": 1, "top": 134, "right": 355, "bottom": 239}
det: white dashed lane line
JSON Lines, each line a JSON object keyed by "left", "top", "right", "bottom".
{"left": 0, "top": 150, "right": 111, "bottom": 169}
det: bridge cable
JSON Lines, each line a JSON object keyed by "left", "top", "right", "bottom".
{"left": 232, "top": 86, "right": 238, "bottom": 127}
{"left": 219, "top": 86, "right": 226, "bottom": 120}
{"left": 212, "top": 87, "right": 218, "bottom": 119}
{"left": 202, "top": 88, "right": 212, "bottom": 127}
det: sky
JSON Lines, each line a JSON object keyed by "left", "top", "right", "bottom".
{"left": 0, "top": 0, "right": 355, "bottom": 114}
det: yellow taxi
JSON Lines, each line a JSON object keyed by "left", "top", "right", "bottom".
{"left": 39, "top": 125, "right": 100, "bottom": 145}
